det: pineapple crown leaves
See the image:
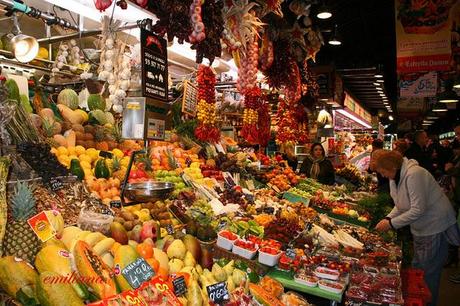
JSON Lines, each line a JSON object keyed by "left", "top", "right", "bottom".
{"left": 111, "top": 155, "right": 121, "bottom": 172}
{"left": 165, "top": 149, "right": 178, "bottom": 170}
{"left": 12, "top": 182, "right": 36, "bottom": 221}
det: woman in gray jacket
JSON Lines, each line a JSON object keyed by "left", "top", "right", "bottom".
{"left": 373, "top": 150, "right": 460, "bottom": 306}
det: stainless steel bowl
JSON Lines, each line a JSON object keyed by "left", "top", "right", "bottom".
{"left": 123, "top": 181, "right": 174, "bottom": 202}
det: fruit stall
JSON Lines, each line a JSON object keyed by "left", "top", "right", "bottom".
{"left": 0, "top": 1, "right": 401, "bottom": 306}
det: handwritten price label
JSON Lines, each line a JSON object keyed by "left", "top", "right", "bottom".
{"left": 207, "top": 282, "right": 229, "bottom": 304}
{"left": 121, "top": 258, "right": 155, "bottom": 289}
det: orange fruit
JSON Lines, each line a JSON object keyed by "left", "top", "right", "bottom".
{"left": 136, "top": 243, "right": 153, "bottom": 259}
{"left": 146, "top": 258, "right": 160, "bottom": 273}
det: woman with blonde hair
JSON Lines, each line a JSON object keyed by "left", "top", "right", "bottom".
{"left": 373, "top": 149, "right": 460, "bottom": 306}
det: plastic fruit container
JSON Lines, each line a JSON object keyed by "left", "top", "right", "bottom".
{"left": 217, "top": 230, "right": 238, "bottom": 250}
{"left": 232, "top": 239, "right": 258, "bottom": 259}
{"left": 258, "top": 247, "right": 281, "bottom": 267}
{"left": 318, "top": 280, "right": 344, "bottom": 294}
{"left": 314, "top": 267, "right": 340, "bottom": 281}
{"left": 294, "top": 274, "right": 318, "bottom": 287}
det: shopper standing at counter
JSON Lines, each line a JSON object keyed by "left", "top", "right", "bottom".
{"left": 299, "top": 143, "right": 335, "bottom": 185}
{"left": 404, "top": 130, "right": 433, "bottom": 173}
{"left": 373, "top": 150, "right": 460, "bottom": 306}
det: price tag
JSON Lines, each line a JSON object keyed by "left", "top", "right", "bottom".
{"left": 110, "top": 200, "right": 122, "bottom": 208}
{"left": 206, "top": 282, "right": 229, "bottom": 304}
{"left": 101, "top": 207, "right": 114, "bottom": 216}
{"left": 286, "top": 248, "right": 296, "bottom": 259}
{"left": 49, "top": 177, "right": 63, "bottom": 192}
{"left": 172, "top": 276, "right": 187, "bottom": 296}
{"left": 99, "top": 151, "right": 113, "bottom": 159}
{"left": 166, "top": 224, "right": 174, "bottom": 235}
{"left": 121, "top": 258, "right": 155, "bottom": 289}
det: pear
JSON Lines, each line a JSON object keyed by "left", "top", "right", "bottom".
{"left": 212, "top": 263, "right": 227, "bottom": 282}
{"left": 186, "top": 280, "right": 203, "bottom": 306}
{"left": 223, "top": 260, "right": 234, "bottom": 276}
{"left": 180, "top": 266, "right": 199, "bottom": 281}
{"left": 227, "top": 276, "right": 236, "bottom": 292}
{"left": 184, "top": 251, "right": 196, "bottom": 267}
{"left": 168, "top": 258, "right": 184, "bottom": 274}
{"left": 195, "top": 264, "right": 203, "bottom": 274}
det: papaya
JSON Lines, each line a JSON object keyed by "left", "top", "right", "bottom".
{"left": 0, "top": 256, "right": 38, "bottom": 302}
{"left": 73, "top": 241, "right": 117, "bottom": 299}
{"left": 248, "top": 283, "right": 285, "bottom": 306}
{"left": 36, "top": 271, "right": 84, "bottom": 306}
{"left": 35, "top": 245, "right": 88, "bottom": 300}
{"left": 113, "top": 245, "right": 140, "bottom": 292}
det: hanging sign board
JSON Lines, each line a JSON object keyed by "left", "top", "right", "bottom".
{"left": 182, "top": 80, "right": 198, "bottom": 116}
{"left": 141, "top": 28, "right": 168, "bottom": 101}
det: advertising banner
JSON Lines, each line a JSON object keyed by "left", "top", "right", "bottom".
{"left": 395, "top": 0, "right": 460, "bottom": 73}
{"left": 399, "top": 71, "right": 438, "bottom": 97}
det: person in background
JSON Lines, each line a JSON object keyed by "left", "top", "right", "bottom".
{"left": 404, "top": 132, "right": 414, "bottom": 145}
{"left": 368, "top": 139, "right": 389, "bottom": 193}
{"left": 393, "top": 140, "right": 410, "bottom": 155}
{"left": 373, "top": 150, "right": 460, "bottom": 306}
{"left": 300, "top": 142, "right": 335, "bottom": 185}
{"left": 280, "top": 143, "right": 298, "bottom": 172}
{"left": 404, "top": 130, "right": 433, "bottom": 172}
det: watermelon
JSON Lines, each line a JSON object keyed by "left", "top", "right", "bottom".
{"left": 57, "top": 89, "right": 79, "bottom": 110}
{"left": 87, "top": 94, "right": 106, "bottom": 111}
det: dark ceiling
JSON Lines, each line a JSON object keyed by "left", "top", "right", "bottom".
{"left": 312, "top": 0, "right": 397, "bottom": 115}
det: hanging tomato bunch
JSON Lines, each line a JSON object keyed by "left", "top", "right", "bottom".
{"left": 195, "top": 65, "right": 220, "bottom": 142}
{"left": 275, "top": 97, "right": 309, "bottom": 144}
{"left": 241, "top": 87, "right": 262, "bottom": 144}
{"left": 257, "top": 96, "right": 271, "bottom": 147}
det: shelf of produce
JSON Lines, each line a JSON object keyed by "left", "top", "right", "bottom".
{"left": 312, "top": 207, "right": 370, "bottom": 228}
{"left": 266, "top": 269, "right": 344, "bottom": 302}
{"left": 213, "top": 246, "right": 271, "bottom": 276}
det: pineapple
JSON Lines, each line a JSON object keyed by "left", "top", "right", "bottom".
{"left": 3, "top": 182, "right": 41, "bottom": 262}
{"left": 205, "top": 146, "right": 217, "bottom": 168}
{"left": 166, "top": 150, "right": 178, "bottom": 170}
{"left": 112, "top": 156, "right": 128, "bottom": 181}
{"left": 111, "top": 120, "right": 122, "bottom": 144}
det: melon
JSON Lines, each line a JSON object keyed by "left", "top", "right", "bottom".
{"left": 5, "top": 78, "right": 20, "bottom": 103}
{"left": 36, "top": 271, "right": 84, "bottom": 306}
{"left": 0, "top": 256, "right": 38, "bottom": 301}
{"left": 87, "top": 94, "right": 106, "bottom": 111}
{"left": 113, "top": 245, "right": 140, "bottom": 292}
{"left": 20, "top": 94, "right": 33, "bottom": 113}
{"left": 58, "top": 89, "right": 79, "bottom": 110}
{"left": 73, "top": 241, "right": 116, "bottom": 299}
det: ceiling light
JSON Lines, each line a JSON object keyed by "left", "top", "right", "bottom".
{"left": 328, "top": 24, "right": 341, "bottom": 46}
{"left": 383, "top": 98, "right": 388, "bottom": 101}
{"left": 423, "top": 120, "right": 434, "bottom": 123}
{"left": 373, "top": 82, "right": 380, "bottom": 86}
{"left": 377, "top": 79, "right": 384, "bottom": 83}
{"left": 432, "top": 103, "right": 448, "bottom": 112}
{"left": 317, "top": 2, "right": 332, "bottom": 19}
{"left": 454, "top": 75, "right": 460, "bottom": 89}
{"left": 375, "top": 74, "right": 384, "bottom": 78}
{"left": 379, "top": 93, "right": 386, "bottom": 97}
{"left": 377, "top": 90, "right": 384, "bottom": 93}
{"left": 9, "top": 13, "right": 38, "bottom": 63}
{"left": 426, "top": 116, "right": 438, "bottom": 120}
{"left": 389, "top": 115, "right": 394, "bottom": 121}
{"left": 334, "top": 109, "right": 372, "bottom": 128}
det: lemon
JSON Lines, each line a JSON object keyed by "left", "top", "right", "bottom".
{"left": 86, "top": 148, "right": 99, "bottom": 161}
{"left": 75, "top": 145, "right": 86, "bottom": 156}
{"left": 112, "top": 148, "right": 124, "bottom": 159}
{"left": 50, "top": 147, "right": 58, "bottom": 155}
{"left": 67, "top": 146, "right": 76, "bottom": 156}
{"left": 58, "top": 155, "right": 70, "bottom": 167}
{"left": 79, "top": 154, "right": 92, "bottom": 164}
{"left": 120, "top": 157, "right": 130, "bottom": 168}
{"left": 80, "top": 161, "right": 92, "bottom": 170}
{"left": 57, "top": 146, "right": 68, "bottom": 156}
{"left": 83, "top": 168, "right": 92, "bottom": 178}
{"left": 68, "top": 155, "right": 78, "bottom": 161}
{"left": 37, "top": 47, "right": 49, "bottom": 59}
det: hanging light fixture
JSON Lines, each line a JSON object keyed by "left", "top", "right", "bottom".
{"left": 328, "top": 24, "right": 341, "bottom": 46}
{"left": 432, "top": 103, "right": 448, "bottom": 112}
{"left": 317, "top": 1, "right": 332, "bottom": 19}
{"left": 454, "top": 75, "right": 460, "bottom": 89}
{"left": 9, "top": 13, "right": 38, "bottom": 63}
{"left": 438, "top": 79, "right": 459, "bottom": 103}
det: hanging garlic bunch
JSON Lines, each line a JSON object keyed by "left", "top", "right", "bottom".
{"left": 51, "top": 43, "right": 69, "bottom": 73}
{"left": 97, "top": 17, "right": 130, "bottom": 114}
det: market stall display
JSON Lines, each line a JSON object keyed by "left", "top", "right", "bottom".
{"left": 0, "top": 1, "right": 404, "bottom": 305}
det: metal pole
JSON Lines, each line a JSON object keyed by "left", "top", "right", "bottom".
{"left": 0, "top": 0, "right": 78, "bottom": 30}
